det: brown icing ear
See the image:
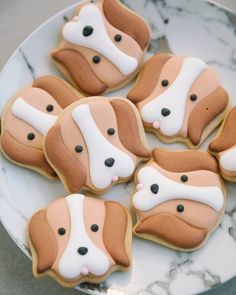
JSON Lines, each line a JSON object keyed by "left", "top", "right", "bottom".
{"left": 110, "top": 99, "right": 150, "bottom": 158}
{"left": 188, "top": 86, "right": 229, "bottom": 146}
{"left": 103, "top": 0, "right": 151, "bottom": 50}
{"left": 51, "top": 49, "right": 107, "bottom": 96}
{"left": 32, "top": 76, "right": 79, "bottom": 109}
{"left": 209, "top": 107, "right": 236, "bottom": 153}
{"left": 28, "top": 210, "right": 58, "bottom": 274}
{"left": 127, "top": 53, "right": 171, "bottom": 103}
{"left": 135, "top": 213, "right": 208, "bottom": 249}
{"left": 103, "top": 201, "right": 130, "bottom": 267}
{"left": 153, "top": 149, "right": 218, "bottom": 173}
{"left": 1, "top": 131, "right": 56, "bottom": 178}
{"left": 44, "top": 124, "right": 87, "bottom": 193}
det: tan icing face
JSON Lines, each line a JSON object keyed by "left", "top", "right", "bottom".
{"left": 137, "top": 56, "right": 220, "bottom": 138}
{"left": 4, "top": 87, "right": 62, "bottom": 149}
{"left": 60, "top": 99, "right": 137, "bottom": 190}
{"left": 59, "top": 2, "right": 145, "bottom": 88}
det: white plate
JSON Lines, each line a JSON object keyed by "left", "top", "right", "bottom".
{"left": 0, "top": 0, "right": 236, "bottom": 294}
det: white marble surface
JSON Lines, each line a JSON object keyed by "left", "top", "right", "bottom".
{"left": 0, "top": 0, "right": 236, "bottom": 295}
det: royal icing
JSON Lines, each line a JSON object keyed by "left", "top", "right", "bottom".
{"left": 72, "top": 104, "right": 135, "bottom": 189}
{"left": 140, "top": 57, "right": 208, "bottom": 136}
{"left": 12, "top": 97, "right": 58, "bottom": 135}
{"left": 63, "top": 5, "right": 138, "bottom": 76}
{"left": 133, "top": 166, "right": 224, "bottom": 212}
{"left": 220, "top": 147, "right": 236, "bottom": 172}
{"left": 58, "top": 194, "right": 110, "bottom": 278}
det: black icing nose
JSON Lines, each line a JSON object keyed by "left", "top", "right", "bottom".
{"left": 150, "top": 183, "right": 159, "bottom": 194}
{"left": 78, "top": 247, "right": 88, "bottom": 255}
{"left": 104, "top": 158, "right": 115, "bottom": 167}
{"left": 83, "top": 25, "right": 94, "bottom": 37}
{"left": 161, "top": 108, "right": 171, "bottom": 117}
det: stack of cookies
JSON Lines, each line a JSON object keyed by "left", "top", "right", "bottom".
{"left": 1, "top": 0, "right": 233, "bottom": 288}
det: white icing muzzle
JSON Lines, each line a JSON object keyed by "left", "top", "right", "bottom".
{"left": 140, "top": 57, "right": 208, "bottom": 136}
{"left": 63, "top": 5, "right": 138, "bottom": 76}
{"left": 219, "top": 147, "right": 236, "bottom": 172}
{"left": 11, "top": 97, "right": 58, "bottom": 135}
{"left": 58, "top": 194, "right": 110, "bottom": 279}
{"left": 133, "top": 166, "right": 224, "bottom": 212}
{"left": 72, "top": 104, "right": 135, "bottom": 189}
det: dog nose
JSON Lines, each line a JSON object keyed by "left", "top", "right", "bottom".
{"left": 161, "top": 108, "right": 171, "bottom": 117}
{"left": 83, "top": 25, "right": 94, "bottom": 37}
{"left": 150, "top": 183, "right": 159, "bottom": 194}
{"left": 104, "top": 158, "right": 115, "bottom": 167}
{"left": 77, "top": 247, "right": 88, "bottom": 255}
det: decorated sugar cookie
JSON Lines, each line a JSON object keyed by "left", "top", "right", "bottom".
{"left": 209, "top": 106, "right": 236, "bottom": 182}
{"left": 127, "top": 53, "right": 230, "bottom": 148}
{"left": 1, "top": 76, "right": 81, "bottom": 178}
{"left": 28, "top": 193, "right": 132, "bottom": 287}
{"left": 51, "top": 0, "right": 151, "bottom": 96}
{"left": 132, "top": 149, "right": 225, "bottom": 251}
{"left": 44, "top": 97, "right": 150, "bottom": 194}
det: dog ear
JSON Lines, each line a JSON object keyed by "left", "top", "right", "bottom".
{"left": 28, "top": 210, "right": 58, "bottom": 274}
{"left": 51, "top": 49, "right": 107, "bottom": 96}
{"left": 127, "top": 53, "right": 171, "bottom": 103}
{"left": 209, "top": 107, "right": 236, "bottom": 153}
{"left": 32, "top": 76, "right": 80, "bottom": 109}
{"left": 153, "top": 149, "right": 218, "bottom": 173}
{"left": 188, "top": 86, "right": 229, "bottom": 146}
{"left": 103, "top": 201, "right": 130, "bottom": 267}
{"left": 44, "top": 123, "right": 87, "bottom": 193}
{"left": 110, "top": 99, "right": 150, "bottom": 158}
{"left": 1, "top": 130, "right": 56, "bottom": 178}
{"left": 103, "top": 0, "right": 151, "bottom": 50}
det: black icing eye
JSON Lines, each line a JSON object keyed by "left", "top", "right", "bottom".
{"left": 46, "top": 104, "right": 54, "bottom": 112}
{"left": 177, "top": 204, "right": 184, "bottom": 213}
{"left": 107, "top": 128, "right": 115, "bottom": 135}
{"left": 92, "top": 55, "right": 101, "bottom": 64}
{"left": 91, "top": 224, "right": 99, "bottom": 232}
{"left": 190, "top": 94, "right": 197, "bottom": 101}
{"left": 75, "top": 145, "right": 83, "bottom": 153}
{"left": 181, "top": 175, "right": 188, "bottom": 182}
{"left": 114, "top": 34, "right": 122, "bottom": 42}
{"left": 83, "top": 25, "right": 94, "bottom": 37}
{"left": 27, "top": 132, "right": 35, "bottom": 140}
{"left": 58, "top": 227, "right": 66, "bottom": 235}
{"left": 150, "top": 183, "right": 159, "bottom": 194}
{"left": 161, "top": 79, "right": 169, "bottom": 87}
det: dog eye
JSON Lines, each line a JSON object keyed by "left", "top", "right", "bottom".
{"left": 46, "top": 104, "right": 54, "bottom": 112}
{"left": 91, "top": 224, "right": 99, "bottom": 232}
{"left": 161, "top": 79, "right": 169, "bottom": 87}
{"left": 27, "top": 132, "right": 35, "bottom": 140}
{"left": 181, "top": 175, "right": 188, "bottom": 182}
{"left": 114, "top": 34, "right": 122, "bottom": 42}
{"left": 58, "top": 227, "right": 66, "bottom": 235}
{"left": 190, "top": 94, "right": 197, "bottom": 101}
{"left": 150, "top": 183, "right": 159, "bottom": 194}
{"left": 177, "top": 204, "right": 184, "bottom": 212}
{"left": 75, "top": 145, "right": 83, "bottom": 153}
{"left": 107, "top": 128, "right": 115, "bottom": 135}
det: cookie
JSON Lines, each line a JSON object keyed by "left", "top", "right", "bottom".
{"left": 0, "top": 76, "right": 81, "bottom": 178}
{"left": 44, "top": 97, "right": 150, "bottom": 193}
{"left": 51, "top": 0, "right": 151, "bottom": 96}
{"left": 209, "top": 106, "right": 236, "bottom": 182}
{"left": 28, "top": 193, "right": 132, "bottom": 287}
{"left": 127, "top": 53, "right": 230, "bottom": 148}
{"left": 132, "top": 149, "right": 226, "bottom": 251}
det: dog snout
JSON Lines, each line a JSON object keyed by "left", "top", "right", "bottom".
{"left": 77, "top": 247, "right": 88, "bottom": 255}
{"left": 104, "top": 158, "right": 115, "bottom": 167}
{"left": 161, "top": 108, "right": 171, "bottom": 117}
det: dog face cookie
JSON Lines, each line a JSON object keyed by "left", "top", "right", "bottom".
{"left": 28, "top": 193, "right": 131, "bottom": 287}
{"left": 127, "top": 53, "right": 229, "bottom": 148}
{"left": 51, "top": 0, "right": 151, "bottom": 96}
{"left": 132, "top": 149, "right": 225, "bottom": 251}
{"left": 1, "top": 76, "right": 80, "bottom": 178}
{"left": 209, "top": 106, "right": 236, "bottom": 181}
{"left": 44, "top": 97, "right": 150, "bottom": 193}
